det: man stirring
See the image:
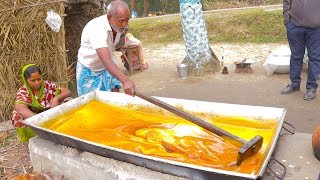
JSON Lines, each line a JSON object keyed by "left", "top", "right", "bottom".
{"left": 76, "top": 0, "right": 135, "bottom": 96}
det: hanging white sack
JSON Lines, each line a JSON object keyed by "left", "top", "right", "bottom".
{"left": 45, "top": 9, "right": 62, "bottom": 32}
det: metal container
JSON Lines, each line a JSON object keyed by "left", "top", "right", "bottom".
{"left": 24, "top": 91, "right": 286, "bottom": 180}
{"left": 177, "top": 63, "right": 188, "bottom": 79}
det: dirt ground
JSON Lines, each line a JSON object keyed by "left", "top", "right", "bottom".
{"left": 117, "top": 43, "right": 320, "bottom": 134}
{"left": 1, "top": 42, "right": 319, "bottom": 179}
{"left": 0, "top": 129, "right": 32, "bottom": 179}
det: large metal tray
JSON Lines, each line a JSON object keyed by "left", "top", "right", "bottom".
{"left": 24, "top": 91, "right": 286, "bottom": 180}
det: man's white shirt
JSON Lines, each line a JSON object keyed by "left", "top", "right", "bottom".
{"left": 78, "top": 15, "right": 121, "bottom": 72}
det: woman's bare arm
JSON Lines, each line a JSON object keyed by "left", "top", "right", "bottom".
{"left": 15, "top": 104, "right": 36, "bottom": 119}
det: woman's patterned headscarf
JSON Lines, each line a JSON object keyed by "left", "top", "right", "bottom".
{"left": 20, "top": 64, "right": 45, "bottom": 112}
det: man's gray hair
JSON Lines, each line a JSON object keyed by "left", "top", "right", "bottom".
{"left": 105, "top": 1, "right": 129, "bottom": 17}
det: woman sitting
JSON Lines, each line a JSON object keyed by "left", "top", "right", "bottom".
{"left": 11, "top": 64, "right": 72, "bottom": 139}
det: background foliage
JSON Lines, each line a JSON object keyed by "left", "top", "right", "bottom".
{"left": 105, "top": 0, "right": 281, "bottom": 17}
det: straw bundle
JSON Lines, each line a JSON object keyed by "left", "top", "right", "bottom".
{"left": 65, "top": 2, "right": 103, "bottom": 78}
{"left": 0, "top": 0, "right": 103, "bottom": 123}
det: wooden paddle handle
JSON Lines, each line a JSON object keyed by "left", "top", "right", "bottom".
{"left": 135, "top": 92, "right": 246, "bottom": 144}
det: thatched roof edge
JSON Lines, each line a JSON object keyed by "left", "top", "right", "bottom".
{"left": 66, "top": 0, "right": 104, "bottom": 7}
{"left": 0, "top": 0, "right": 104, "bottom": 13}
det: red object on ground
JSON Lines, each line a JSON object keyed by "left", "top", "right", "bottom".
{"left": 312, "top": 126, "right": 320, "bottom": 161}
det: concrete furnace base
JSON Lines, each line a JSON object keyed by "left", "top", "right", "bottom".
{"left": 29, "top": 133, "right": 320, "bottom": 180}
{"left": 29, "top": 137, "right": 186, "bottom": 180}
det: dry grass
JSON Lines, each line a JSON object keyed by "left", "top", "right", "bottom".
{"left": 0, "top": 1, "right": 102, "bottom": 123}
{"left": 0, "top": 0, "right": 66, "bottom": 123}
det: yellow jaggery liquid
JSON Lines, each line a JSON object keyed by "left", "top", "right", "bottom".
{"left": 41, "top": 100, "right": 278, "bottom": 174}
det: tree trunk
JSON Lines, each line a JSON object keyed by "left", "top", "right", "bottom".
{"left": 161, "top": 0, "right": 168, "bottom": 13}
{"left": 179, "top": 0, "right": 220, "bottom": 76}
{"left": 130, "top": 0, "right": 138, "bottom": 18}
{"left": 143, "top": 0, "right": 150, "bottom": 17}
{"left": 131, "top": 0, "right": 137, "bottom": 11}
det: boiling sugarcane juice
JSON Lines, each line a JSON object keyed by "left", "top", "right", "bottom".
{"left": 41, "top": 100, "right": 278, "bottom": 174}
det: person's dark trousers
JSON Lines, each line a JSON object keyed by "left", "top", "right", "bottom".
{"left": 286, "top": 21, "right": 320, "bottom": 90}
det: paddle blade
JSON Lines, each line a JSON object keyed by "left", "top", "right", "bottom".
{"left": 236, "top": 135, "right": 263, "bottom": 166}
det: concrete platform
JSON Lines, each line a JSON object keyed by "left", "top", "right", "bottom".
{"left": 29, "top": 133, "right": 320, "bottom": 180}
{"left": 29, "top": 137, "right": 186, "bottom": 180}
{"left": 262, "top": 133, "right": 320, "bottom": 180}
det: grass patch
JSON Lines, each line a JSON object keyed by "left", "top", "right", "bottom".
{"left": 203, "top": 0, "right": 283, "bottom": 10}
{"left": 129, "top": 8, "right": 286, "bottom": 45}
{"left": 129, "top": 16, "right": 184, "bottom": 45}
